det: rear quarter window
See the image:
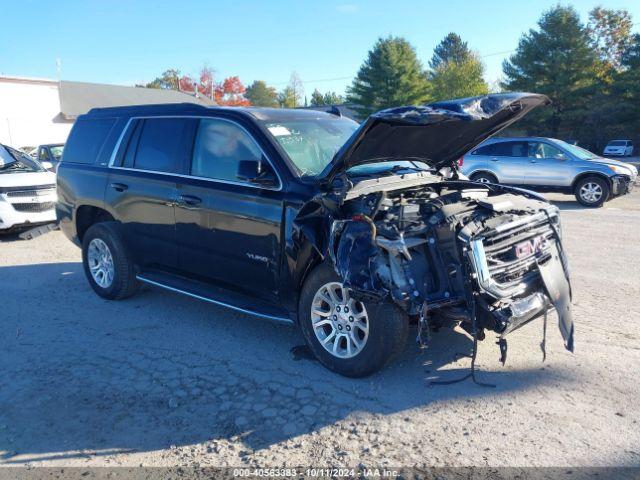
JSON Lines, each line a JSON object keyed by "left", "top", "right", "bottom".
{"left": 63, "top": 117, "right": 117, "bottom": 164}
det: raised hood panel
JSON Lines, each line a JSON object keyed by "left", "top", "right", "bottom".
{"left": 319, "top": 92, "right": 550, "bottom": 181}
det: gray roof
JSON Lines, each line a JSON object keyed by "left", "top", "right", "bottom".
{"left": 58, "top": 80, "right": 215, "bottom": 119}
{"left": 298, "top": 104, "right": 361, "bottom": 122}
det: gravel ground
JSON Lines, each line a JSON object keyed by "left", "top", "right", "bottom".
{"left": 0, "top": 190, "right": 639, "bottom": 468}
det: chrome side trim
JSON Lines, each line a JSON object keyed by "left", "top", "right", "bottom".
{"left": 107, "top": 117, "right": 133, "bottom": 167}
{"left": 136, "top": 274, "right": 294, "bottom": 324}
{"left": 107, "top": 115, "right": 283, "bottom": 191}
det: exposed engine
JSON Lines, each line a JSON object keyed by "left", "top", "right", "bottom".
{"left": 327, "top": 180, "right": 574, "bottom": 359}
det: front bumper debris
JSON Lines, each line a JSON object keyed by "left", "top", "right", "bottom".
{"left": 611, "top": 175, "right": 635, "bottom": 196}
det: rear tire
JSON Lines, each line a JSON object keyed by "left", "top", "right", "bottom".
{"left": 298, "top": 264, "right": 408, "bottom": 377}
{"left": 574, "top": 176, "right": 609, "bottom": 208}
{"left": 82, "top": 222, "right": 139, "bottom": 300}
{"left": 470, "top": 172, "right": 498, "bottom": 184}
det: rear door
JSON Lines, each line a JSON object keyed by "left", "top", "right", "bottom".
{"left": 523, "top": 141, "right": 573, "bottom": 187}
{"left": 485, "top": 141, "right": 528, "bottom": 184}
{"left": 106, "top": 117, "right": 197, "bottom": 269}
{"left": 174, "top": 117, "right": 284, "bottom": 303}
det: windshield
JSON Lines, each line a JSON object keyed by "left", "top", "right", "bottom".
{"left": 263, "top": 117, "right": 358, "bottom": 177}
{"left": 550, "top": 139, "right": 598, "bottom": 160}
{"left": 608, "top": 141, "right": 627, "bottom": 147}
{"left": 0, "top": 144, "right": 46, "bottom": 174}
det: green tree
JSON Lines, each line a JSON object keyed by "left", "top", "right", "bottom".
{"left": 502, "top": 6, "right": 599, "bottom": 139}
{"left": 146, "top": 69, "right": 181, "bottom": 90}
{"left": 287, "top": 72, "right": 304, "bottom": 108}
{"left": 310, "top": 89, "right": 325, "bottom": 106}
{"left": 610, "top": 34, "right": 640, "bottom": 138}
{"left": 347, "top": 36, "right": 430, "bottom": 118}
{"left": 323, "top": 91, "right": 344, "bottom": 104}
{"left": 310, "top": 90, "right": 344, "bottom": 106}
{"left": 430, "top": 55, "right": 489, "bottom": 100}
{"left": 245, "top": 80, "right": 278, "bottom": 107}
{"left": 587, "top": 7, "right": 634, "bottom": 71}
{"left": 277, "top": 86, "right": 297, "bottom": 108}
{"left": 430, "top": 33, "right": 471, "bottom": 69}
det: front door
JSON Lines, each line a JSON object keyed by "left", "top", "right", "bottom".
{"left": 523, "top": 141, "right": 573, "bottom": 187}
{"left": 106, "top": 117, "right": 196, "bottom": 269}
{"left": 175, "top": 117, "right": 284, "bottom": 303}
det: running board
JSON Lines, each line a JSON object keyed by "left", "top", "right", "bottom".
{"left": 136, "top": 272, "right": 294, "bottom": 324}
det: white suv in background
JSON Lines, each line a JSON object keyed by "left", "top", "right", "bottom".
{"left": 0, "top": 144, "right": 57, "bottom": 233}
{"left": 603, "top": 140, "right": 634, "bottom": 157}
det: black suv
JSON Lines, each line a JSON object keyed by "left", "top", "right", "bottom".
{"left": 57, "top": 93, "right": 574, "bottom": 377}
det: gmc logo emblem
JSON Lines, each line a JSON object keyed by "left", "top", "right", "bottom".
{"left": 514, "top": 235, "right": 548, "bottom": 259}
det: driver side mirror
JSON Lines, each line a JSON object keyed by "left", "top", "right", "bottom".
{"left": 237, "top": 159, "right": 278, "bottom": 187}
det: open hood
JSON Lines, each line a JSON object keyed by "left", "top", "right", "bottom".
{"left": 319, "top": 92, "right": 550, "bottom": 182}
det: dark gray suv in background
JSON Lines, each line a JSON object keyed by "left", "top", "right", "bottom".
{"left": 461, "top": 137, "right": 637, "bottom": 207}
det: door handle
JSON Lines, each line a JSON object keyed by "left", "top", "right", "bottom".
{"left": 490, "top": 157, "right": 499, "bottom": 162}
{"left": 110, "top": 182, "right": 128, "bottom": 192}
{"left": 178, "top": 194, "right": 202, "bottom": 206}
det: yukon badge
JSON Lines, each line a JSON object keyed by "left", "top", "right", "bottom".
{"left": 514, "top": 235, "right": 549, "bottom": 259}
{"left": 246, "top": 253, "right": 269, "bottom": 263}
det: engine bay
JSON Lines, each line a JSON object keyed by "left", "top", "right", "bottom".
{"left": 322, "top": 177, "right": 574, "bottom": 364}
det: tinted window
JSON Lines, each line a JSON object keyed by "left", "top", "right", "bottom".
{"left": 608, "top": 141, "right": 627, "bottom": 147}
{"left": 191, "top": 118, "right": 262, "bottom": 182}
{"left": 494, "top": 141, "right": 528, "bottom": 157}
{"left": 133, "top": 118, "right": 193, "bottom": 173}
{"left": 472, "top": 144, "right": 496, "bottom": 155}
{"left": 63, "top": 117, "right": 116, "bottom": 164}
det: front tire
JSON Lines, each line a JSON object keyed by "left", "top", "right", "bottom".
{"left": 470, "top": 172, "right": 498, "bottom": 184}
{"left": 574, "top": 176, "right": 609, "bottom": 208}
{"left": 82, "top": 222, "right": 139, "bottom": 300}
{"left": 298, "top": 264, "right": 408, "bottom": 377}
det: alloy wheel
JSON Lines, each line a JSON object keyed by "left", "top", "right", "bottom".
{"left": 310, "top": 282, "right": 369, "bottom": 359}
{"left": 579, "top": 182, "right": 603, "bottom": 204}
{"left": 87, "top": 238, "right": 115, "bottom": 288}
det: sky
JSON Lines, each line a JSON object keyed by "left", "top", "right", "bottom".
{"left": 2, "top": 0, "right": 639, "bottom": 98}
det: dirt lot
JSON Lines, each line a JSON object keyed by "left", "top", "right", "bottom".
{"left": 1, "top": 190, "right": 639, "bottom": 468}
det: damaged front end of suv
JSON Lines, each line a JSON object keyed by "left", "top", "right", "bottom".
{"left": 296, "top": 93, "right": 574, "bottom": 372}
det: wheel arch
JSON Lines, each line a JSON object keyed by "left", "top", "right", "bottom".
{"left": 76, "top": 205, "right": 116, "bottom": 242}
{"left": 571, "top": 172, "right": 612, "bottom": 191}
{"left": 469, "top": 170, "right": 499, "bottom": 182}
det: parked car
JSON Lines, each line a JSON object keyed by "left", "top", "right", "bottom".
{"left": 603, "top": 139, "right": 634, "bottom": 157}
{"left": 0, "top": 143, "right": 57, "bottom": 233}
{"left": 57, "top": 93, "right": 574, "bottom": 377}
{"left": 34, "top": 143, "right": 65, "bottom": 172}
{"left": 461, "top": 137, "right": 637, "bottom": 207}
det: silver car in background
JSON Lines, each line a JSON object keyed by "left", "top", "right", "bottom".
{"left": 460, "top": 137, "right": 637, "bottom": 207}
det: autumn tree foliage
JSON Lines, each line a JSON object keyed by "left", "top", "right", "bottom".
{"left": 146, "top": 67, "right": 250, "bottom": 105}
{"left": 214, "top": 76, "right": 250, "bottom": 106}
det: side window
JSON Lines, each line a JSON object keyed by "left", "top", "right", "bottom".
{"left": 39, "top": 149, "right": 49, "bottom": 162}
{"left": 63, "top": 117, "right": 117, "bottom": 164}
{"left": 472, "top": 144, "right": 495, "bottom": 155}
{"left": 191, "top": 118, "right": 263, "bottom": 182}
{"left": 132, "top": 118, "right": 194, "bottom": 173}
{"left": 529, "top": 142, "right": 565, "bottom": 159}
{"left": 493, "top": 141, "right": 527, "bottom": 157}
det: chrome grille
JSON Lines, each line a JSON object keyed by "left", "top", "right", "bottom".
{"left": 11, "top": 202, "right": 55, "bottom": 213}
{"left": 467, "top": 211, "right": 559, "bottom": 299}
{"left": 483, "top": 219, "right": 555, "bottom": 286}
{"left": 6, "top": 187, "right": 56, "bottom": 198}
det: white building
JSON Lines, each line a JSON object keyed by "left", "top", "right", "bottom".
{"left": 0, "top": 75, "right": 214, "bottom": 149}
